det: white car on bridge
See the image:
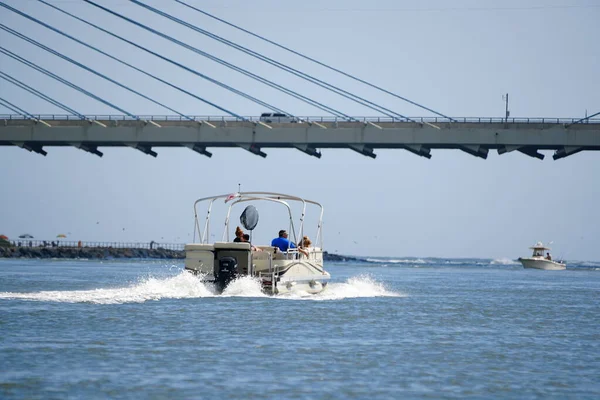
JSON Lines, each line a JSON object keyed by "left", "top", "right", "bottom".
{"left": 259, "top": 112, "right": 299, "bottom": 123}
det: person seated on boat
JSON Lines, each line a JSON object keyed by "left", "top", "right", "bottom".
{"left": 271, "top": 229, "right": 296, "bottom": 252}
{"left": 298, "top": 236, "right": 311, "bottom": 258}
{"left": 242, "top": 233, "right": 262, "bottom": 252}
{"left": 233, "top": 226, "right": 244, "bottom": 242}
{"left": 545, "top": 252, "right": 552, "bottom": 260}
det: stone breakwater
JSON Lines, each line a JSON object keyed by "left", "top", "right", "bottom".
{"left": 0, "top": 246, "right": 358, "bottom": 262}
{"left": 0, "top": 246, "right": 184, "bottom": 260}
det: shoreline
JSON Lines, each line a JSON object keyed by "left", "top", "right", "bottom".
{"left": 0, "top": 246, "right": 359, "bottom": 262}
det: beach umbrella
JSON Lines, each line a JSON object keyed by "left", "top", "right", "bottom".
{"left": 18, "top": 234, "right": 34, "bottom": 239}
{"left": 56, "top": 234, "right": 67, "bottom": 238}
{"left": 0, "top": 234, "right": 8, "bottom": 240}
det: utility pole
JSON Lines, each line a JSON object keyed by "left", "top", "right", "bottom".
{"left": 502, "top": 93, "right": 510, "bottom": 123}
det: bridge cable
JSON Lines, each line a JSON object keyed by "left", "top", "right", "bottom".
{"left": 0, "top": 96, "right": 50, "bottom": 126}
{"left": 11, "top": 1, "right": 246, "bottom": 121}
{"left": 0, "top": 24, "right": 196, "bottom": 123}
{"left": 0, "top": 70, "right": 88, "bottom": 119}
{"left": 64, "top": 2, "right": 352, "bottom": 121}
{"left": 0, "top": 97, "right": 29, "bottom": 117}
{"left": 32, "top": 0, "right": 289, "bottom": 121}
{"left": 124, "top": 0, "right": 410, "bottom": 122}
{"left": 0, "top": 45, "right": 138, "bottom": 119}
{"left": 176, "top": 0, "right": 457, "bottom": 122}
{"left": 565, "top": 110, "right": 600, "bottom": 127}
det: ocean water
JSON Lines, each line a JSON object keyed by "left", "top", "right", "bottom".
{"left": 0, "top": 257, "right": 599, "bottom": 399}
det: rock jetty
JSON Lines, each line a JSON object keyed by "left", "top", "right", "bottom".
{"left": 0, "top": 246, "right": 358, "bottom": 262}
{"left": 0, "top": 246, "right": 184, "bottom": 260}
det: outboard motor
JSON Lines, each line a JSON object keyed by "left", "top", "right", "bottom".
{"left": 214, "top": 256, "right": 238, "bottom": 292}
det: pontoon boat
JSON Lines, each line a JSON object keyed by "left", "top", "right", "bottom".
{"left": 184, "top": 192, "right": 331, "bottom": 294}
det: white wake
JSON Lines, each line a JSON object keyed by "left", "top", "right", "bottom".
{"left": 365, "top": 258, "right": 427, "bottom": 265}
{"left": 491, "top": 258, "right": 520, "bottom": 265}
{"left": 0, "top": 272, "right": 402, "bottom": 304}
{"left": 277, "top": 274, "right": 404, "bottom": 300}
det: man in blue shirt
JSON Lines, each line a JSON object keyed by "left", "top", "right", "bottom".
{"left": 271, "top": 229, "right": 296, "bottom": 252}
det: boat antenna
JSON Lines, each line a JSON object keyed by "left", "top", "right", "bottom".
{"left": 557, "top": 244, "right": 570, "bottom": 264}
{"left": 238, "top": 183, "right": 241, "bottom": 193}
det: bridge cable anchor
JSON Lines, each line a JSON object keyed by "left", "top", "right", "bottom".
{"left": 88, "top": 119, "right": 107, "bottom": 128}
{"left": 199, "top": 120, "right": 216, "bottom": 129}
{"left": 33, "top": 118, "right": 52, "bottom": 128}
{"left": 421, "top": 121, "right": 441, "bottom": 130}
{"left": 366, "top": 121, "right": 383, "bottom": 130}
{"left": 303, "top": 119, "right": 327, "bottom": 129}
{"left": 144, "top": 119, "right": 162, "bottom": 128}
{"left": 254, "top": 121, "right": 272, "bottom": 130}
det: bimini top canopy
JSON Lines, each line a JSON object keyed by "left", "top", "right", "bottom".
{"left": 192, "top": 191, "right": 324, "bottom": 248}
{"left": 529, "top": 241, "right": 551, "bottom": 250}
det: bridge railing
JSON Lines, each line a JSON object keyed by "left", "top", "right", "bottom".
{"left": 7, "top": 239, "right": 184, "bottom": 251}
{"left": 1, "top": 114, "right": 599, "bottom": 125}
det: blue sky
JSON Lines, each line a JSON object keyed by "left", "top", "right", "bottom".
{"left": 1, "top": 0, "right": 599, "bottom": 260}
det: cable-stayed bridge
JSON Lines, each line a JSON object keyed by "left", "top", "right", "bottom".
{"left": 0, "top": 0, "right": 598, "bottom": 161}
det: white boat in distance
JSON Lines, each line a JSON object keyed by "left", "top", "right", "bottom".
{"left": 184, "top": 191, "right": 331, "bottom": 295}
{"left": 518, "top": 242, "right": 566, "bottom": 270}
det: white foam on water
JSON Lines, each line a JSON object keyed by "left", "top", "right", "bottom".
{"left": 0, "top": 273, "right": 402, "bottom": 303}
{"left": 220, "top": 276, "right": 269, "bottom": 298}
{"left": 491, "top": 258, "right": 520, "bottom": 265}
{"left": 0, "top": 271, "right": 217, "bottom": 304}
{"left": 365, "top": 258, "right": 427, "bottom": 264}
{"left": 277, "top": 274, "right": 405, "bottom": 301}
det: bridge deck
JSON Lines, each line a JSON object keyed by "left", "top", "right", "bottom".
{"left": 1, "top": 116, "right": 599, "bottom": 160}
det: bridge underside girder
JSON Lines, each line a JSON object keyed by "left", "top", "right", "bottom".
{"left": 459, "top": 145, "right": 489, "bottom": 159}
{"left": 293, "top": 144, "right": 321, "bottom": 158}
{"left": 404, "top": 145, "right": 432, "bottom": 159}
{"left": 349, "top": 144, "right": 376, "bottom": 158}
{"left": 127, "top": 143, "right": 157, "bottom": 157}
{"left": 497, "top": 145, "right": 589, "bottom": 160}
{"left": 238, "top": 143, "right": 267, "bottom": 158}
{"left": 518, "top": 148, "right": 545, "bottom": 160}
{"left": 498, "top": 145, "right": 544, "bottom": 160}
{"left": 12, "top": 141, "right": 47, "bottom": 156}
{"left": 185, "top": 143, "right": 212, "bottom": 158}
{"left": 553, "top": 146, "right": 584, "bottom": 160}
{"left": 71, "top": 142, "right": 103, "bottom": 157}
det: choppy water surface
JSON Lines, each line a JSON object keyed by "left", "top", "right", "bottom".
{"left": 1, "top": 258, "right": 598, "bottom": 399}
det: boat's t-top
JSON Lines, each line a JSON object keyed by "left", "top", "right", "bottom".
{"left": 529, "top": 241, "right": 551, "bottom": 257}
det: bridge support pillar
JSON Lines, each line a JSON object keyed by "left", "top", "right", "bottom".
{"left": 12, "top": 142, "right": 47, "bottom": 156}
{"left": 71, "top": 143, "right": 103, "bottom": 157}
{"left": 293, "top": 144, "right": 321, "bottom": 158}
{"left": 127, "top": 143, "right": 157, "bottom": 157}
{"left": 404, "top": 145, "right": 432, "bottom": 159}
{"left": 185, "top": 144, "right": 213, "bottom": 158}
{"left": 459, "top": 145, "right": 488, "bottom": 159}
{"left": 238, "top": 143, "right": 267, "bottom": 158}
{"left": 349, "top": 145, "right": 376, "bottom": 159}
{"left": 553, "top": 146, "right": 583, "bottom": 160}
